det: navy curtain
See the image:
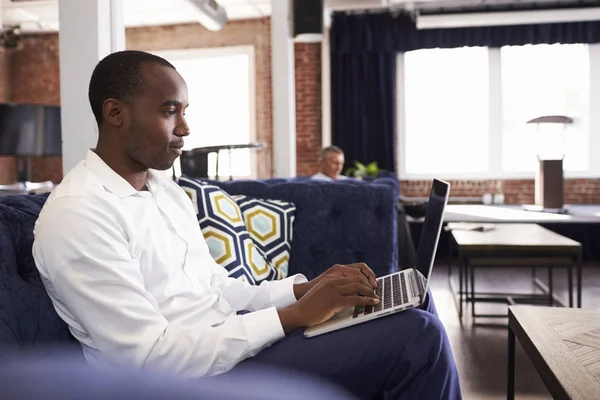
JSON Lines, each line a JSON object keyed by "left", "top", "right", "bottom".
{"left": 330, "top": 51, "right": 396, "bottom": 173}
{"left": 330, "top": 10, "right": 600, "bottom": 173}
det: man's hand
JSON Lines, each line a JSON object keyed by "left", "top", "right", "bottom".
{"left": 293, "top": 263, "right": 378, "bottom": 300}
{"left": 280, "top": 275, "right": 379, "bottom": 334}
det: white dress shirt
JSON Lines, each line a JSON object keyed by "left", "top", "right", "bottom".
{"left": 32, "top": 150, "right": 307, "bottom": 378}
{"left": 311, "top": 172, "right": 350, "bottom": 181}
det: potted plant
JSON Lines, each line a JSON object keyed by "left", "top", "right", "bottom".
{"left": 344, "top": 161, "right": 380, "bottom": 180}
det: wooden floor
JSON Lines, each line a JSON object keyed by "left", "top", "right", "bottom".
{"left": 429, "top": 264, "right": 600, "bottom": 400}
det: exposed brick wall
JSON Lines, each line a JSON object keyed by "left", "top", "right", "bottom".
{"left": 0, "top": 48, "right": 10, "bottom": 101}
{"left": 0, "top": 47, "right": 14, "bottom": 183}
{"left": 0, "top": 156, "right": 16, "bottom": 184}
{"left": 295, "top": 43, "right": 322, "bottom": 177}
{"left": 10, "top": 34, "right": 60, "bottom": 105}
{"left": 400, "top": 178, "right": 600, "bottom": 205}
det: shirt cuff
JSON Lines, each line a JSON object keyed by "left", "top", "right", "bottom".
{"left": 269, "top": 274, "right": 308, "bottom": 309}
{"left": 242, "top": 306, "right": 286, "bottom": 353}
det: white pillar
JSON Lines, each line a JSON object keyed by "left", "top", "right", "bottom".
{"left": 58, "top": 0, "right": 125, "bottom": 175}
{"left": 589, "top": 44, "right": 600, "bottom": 178}
{"left": 271, "top": 0, "right": 296, "bottom": 177}
{"left": 321, "top": 26, "right": 331, "bottom": 148}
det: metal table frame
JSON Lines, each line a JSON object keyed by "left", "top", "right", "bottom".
{"left": 446, "top": 229, "right": 583, "bottom": 323}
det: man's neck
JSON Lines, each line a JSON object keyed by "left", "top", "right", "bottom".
{"left": 94, "top": 145, "right": 149, "bottom": 191}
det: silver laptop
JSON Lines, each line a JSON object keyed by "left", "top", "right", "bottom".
{"left": 304, "top": 179, "right": 450, "bottom": 338}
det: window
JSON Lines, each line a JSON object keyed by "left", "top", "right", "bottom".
{"left": 155, "top": 47, "right": 256, "bottom": 179}
{"left": 398, "top": 43, "right": 597, "bottom": 179}
{"left": 501, "top": 44, "right": 590, "bottom": 173}
{"left": 403, "top": 47, "right": 489, "bottom": 175}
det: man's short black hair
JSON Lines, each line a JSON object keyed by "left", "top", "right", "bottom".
{"left": 88, "top": 50, "right": 175, "bottom": 125}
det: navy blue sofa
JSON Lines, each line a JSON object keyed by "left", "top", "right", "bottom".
{"left": 0, "top": 177, "right": 398, "bottom": 395}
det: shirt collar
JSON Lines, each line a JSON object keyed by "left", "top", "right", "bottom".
{"left": 85, "top": 150, "right": 171, "bottom": 198}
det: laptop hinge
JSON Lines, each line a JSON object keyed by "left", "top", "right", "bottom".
{"left": 413, "top": 270, "right": 426, "bottom": 299}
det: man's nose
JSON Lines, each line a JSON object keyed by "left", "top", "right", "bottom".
{"left": 175, "top": 119, "right": 191, "bottom": 137}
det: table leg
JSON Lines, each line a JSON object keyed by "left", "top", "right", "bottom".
{"left": 470, "top": 262, "right": 475, "bottom": 318}
{"left": 458, "top": 256, "right": 464, "bottom": 320}
{"left": 447, "top": 232, "right": 452, "bottom": 280}
{"left": 548, "top": 267, "right": 553, "bottom": 306}
{"left": 577, "top": 254, "right": 583, "bottom": 308}
{"left": 568, "top": 263, "right": 573, "bottom": 308}
{"left": 507, "top": 326, "right": 515, "bottom": 400}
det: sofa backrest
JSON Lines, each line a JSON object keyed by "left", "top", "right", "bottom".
{"left": 0, "top": 194, "right": 74, "bottom": 353}
{"left": 206, "top": 178, "right": 399, "bottom": 279}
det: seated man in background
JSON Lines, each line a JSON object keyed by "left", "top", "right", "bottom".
{"left": 311, "top": 145, "right": 350, "bottom": 181}
{"left": 32, "top": 50, "right": 462, "bottom": 400}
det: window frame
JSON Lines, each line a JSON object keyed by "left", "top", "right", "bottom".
{"left": 397, "top": 43, "right": 600, "bottom": 180}
{"left": 153, "top": 46, "right": 258, "bottom": 179}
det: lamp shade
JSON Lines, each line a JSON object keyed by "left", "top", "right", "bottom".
{"left": 526, "top": 114, "right": 572, "bottom": 161}
{"left": 0, "top": 103, "right": 62, "bottom": 156}
{"left": 526, "top": 115, "right": 574, "bottom": 125}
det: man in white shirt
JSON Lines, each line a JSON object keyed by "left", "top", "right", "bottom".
{"left": 33, "top": 51, "right": 462, "bottom": 399}
{"left": 311, "top": 146, "right": 351, "bottom": 181}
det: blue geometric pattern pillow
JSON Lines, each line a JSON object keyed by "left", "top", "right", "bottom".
{"left": 231, "top": 195, "right": 295, "bottom": 279}
{"left": 178, "top": 177, "right": 278, "bottom": 284}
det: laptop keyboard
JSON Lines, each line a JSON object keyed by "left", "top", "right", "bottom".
{"left": 353, "top": 273, "right": 411, "bottom": 318}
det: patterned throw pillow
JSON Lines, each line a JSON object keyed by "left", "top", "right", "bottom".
{"left": 178, "top": 177, "right": 278, "bottom": 284}
{"left": 231, "top": 195, "right": 295, "bottom": 279}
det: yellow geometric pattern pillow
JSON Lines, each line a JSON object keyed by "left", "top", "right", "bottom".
{"left": 178, "top": 177, "right": 278, "bottom": 284}
{"left": 232, "top": 195, "right": 295, "bottom": 279}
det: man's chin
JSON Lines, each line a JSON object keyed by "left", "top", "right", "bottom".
{"left": 147, "top": 159, "right": 176, "bottom": 171}
{"left": 151, "top": 164, "right": 175, "bottom": 171}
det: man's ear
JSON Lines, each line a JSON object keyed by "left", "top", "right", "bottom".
{"left": 102, "top": 98, "right": 125, "bottom": 127}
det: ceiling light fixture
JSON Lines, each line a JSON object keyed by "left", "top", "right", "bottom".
{"left": 416, "top": 7, "right": 600, "bottom": 30}
{"left": 187, "top": 0, "right": 228, "bottom": 31}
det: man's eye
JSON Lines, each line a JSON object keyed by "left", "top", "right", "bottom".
{"left": 164, "top": 110, "right": 176, "bottom": 117}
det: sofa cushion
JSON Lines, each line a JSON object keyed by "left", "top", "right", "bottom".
{"left": 0, "top": 194, "right": 74, "bottom": 355}
{"left": 178, "top": 177, "right": 279, "bottom": 284}
{"left": 232, "top": 195, "right": 295, "bottom": 279}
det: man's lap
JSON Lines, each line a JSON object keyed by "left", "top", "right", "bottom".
{"left": 238, "top": 291, "right": 452, "bottom": 398}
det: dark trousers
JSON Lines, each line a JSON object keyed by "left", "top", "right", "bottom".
{"left": 239, "top": 291, "right": 462, "bottom": 400}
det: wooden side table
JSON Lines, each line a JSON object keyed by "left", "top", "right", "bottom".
{"left": 508, "top": 306, "right": 600, "bottom": 400}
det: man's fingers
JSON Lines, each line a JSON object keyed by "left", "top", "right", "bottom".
{"left": 342, "top": 263, "right": 378, "bottom": 288}
{"left": 342, "top": 295, "right": 379, "bottom": 308}
{"left": 339, "top": 282, "right": 379, "bottom": 298}
{"left": 335, "top": 265, "right": 375, "bottom": 287}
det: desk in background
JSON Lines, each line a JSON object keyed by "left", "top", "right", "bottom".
{"left": 444, "top": 204, "right": 600, "bottom": 224}
{"left": 409, "top": 204, "right": 600, "bottom": 263}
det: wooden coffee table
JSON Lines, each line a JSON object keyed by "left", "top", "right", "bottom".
{"left": 508, "top": 306, "right": 600, "bottom": 400}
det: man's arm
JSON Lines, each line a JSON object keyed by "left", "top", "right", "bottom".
{"left": 207, "top": 255, "right": 308, "bottom": 311}
{"left": 33, "top": 198, "right": 285, "bottom": 378}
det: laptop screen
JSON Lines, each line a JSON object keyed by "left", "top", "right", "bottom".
{"left": 414, "top": 179, "right": 450, "bottom": 297}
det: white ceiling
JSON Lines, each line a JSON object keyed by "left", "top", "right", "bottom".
{"left": 1, "top": 0, "right": 590, "bottom": 33}
{"left": 1, "top": 0, "right": 273, "bottom": 32}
